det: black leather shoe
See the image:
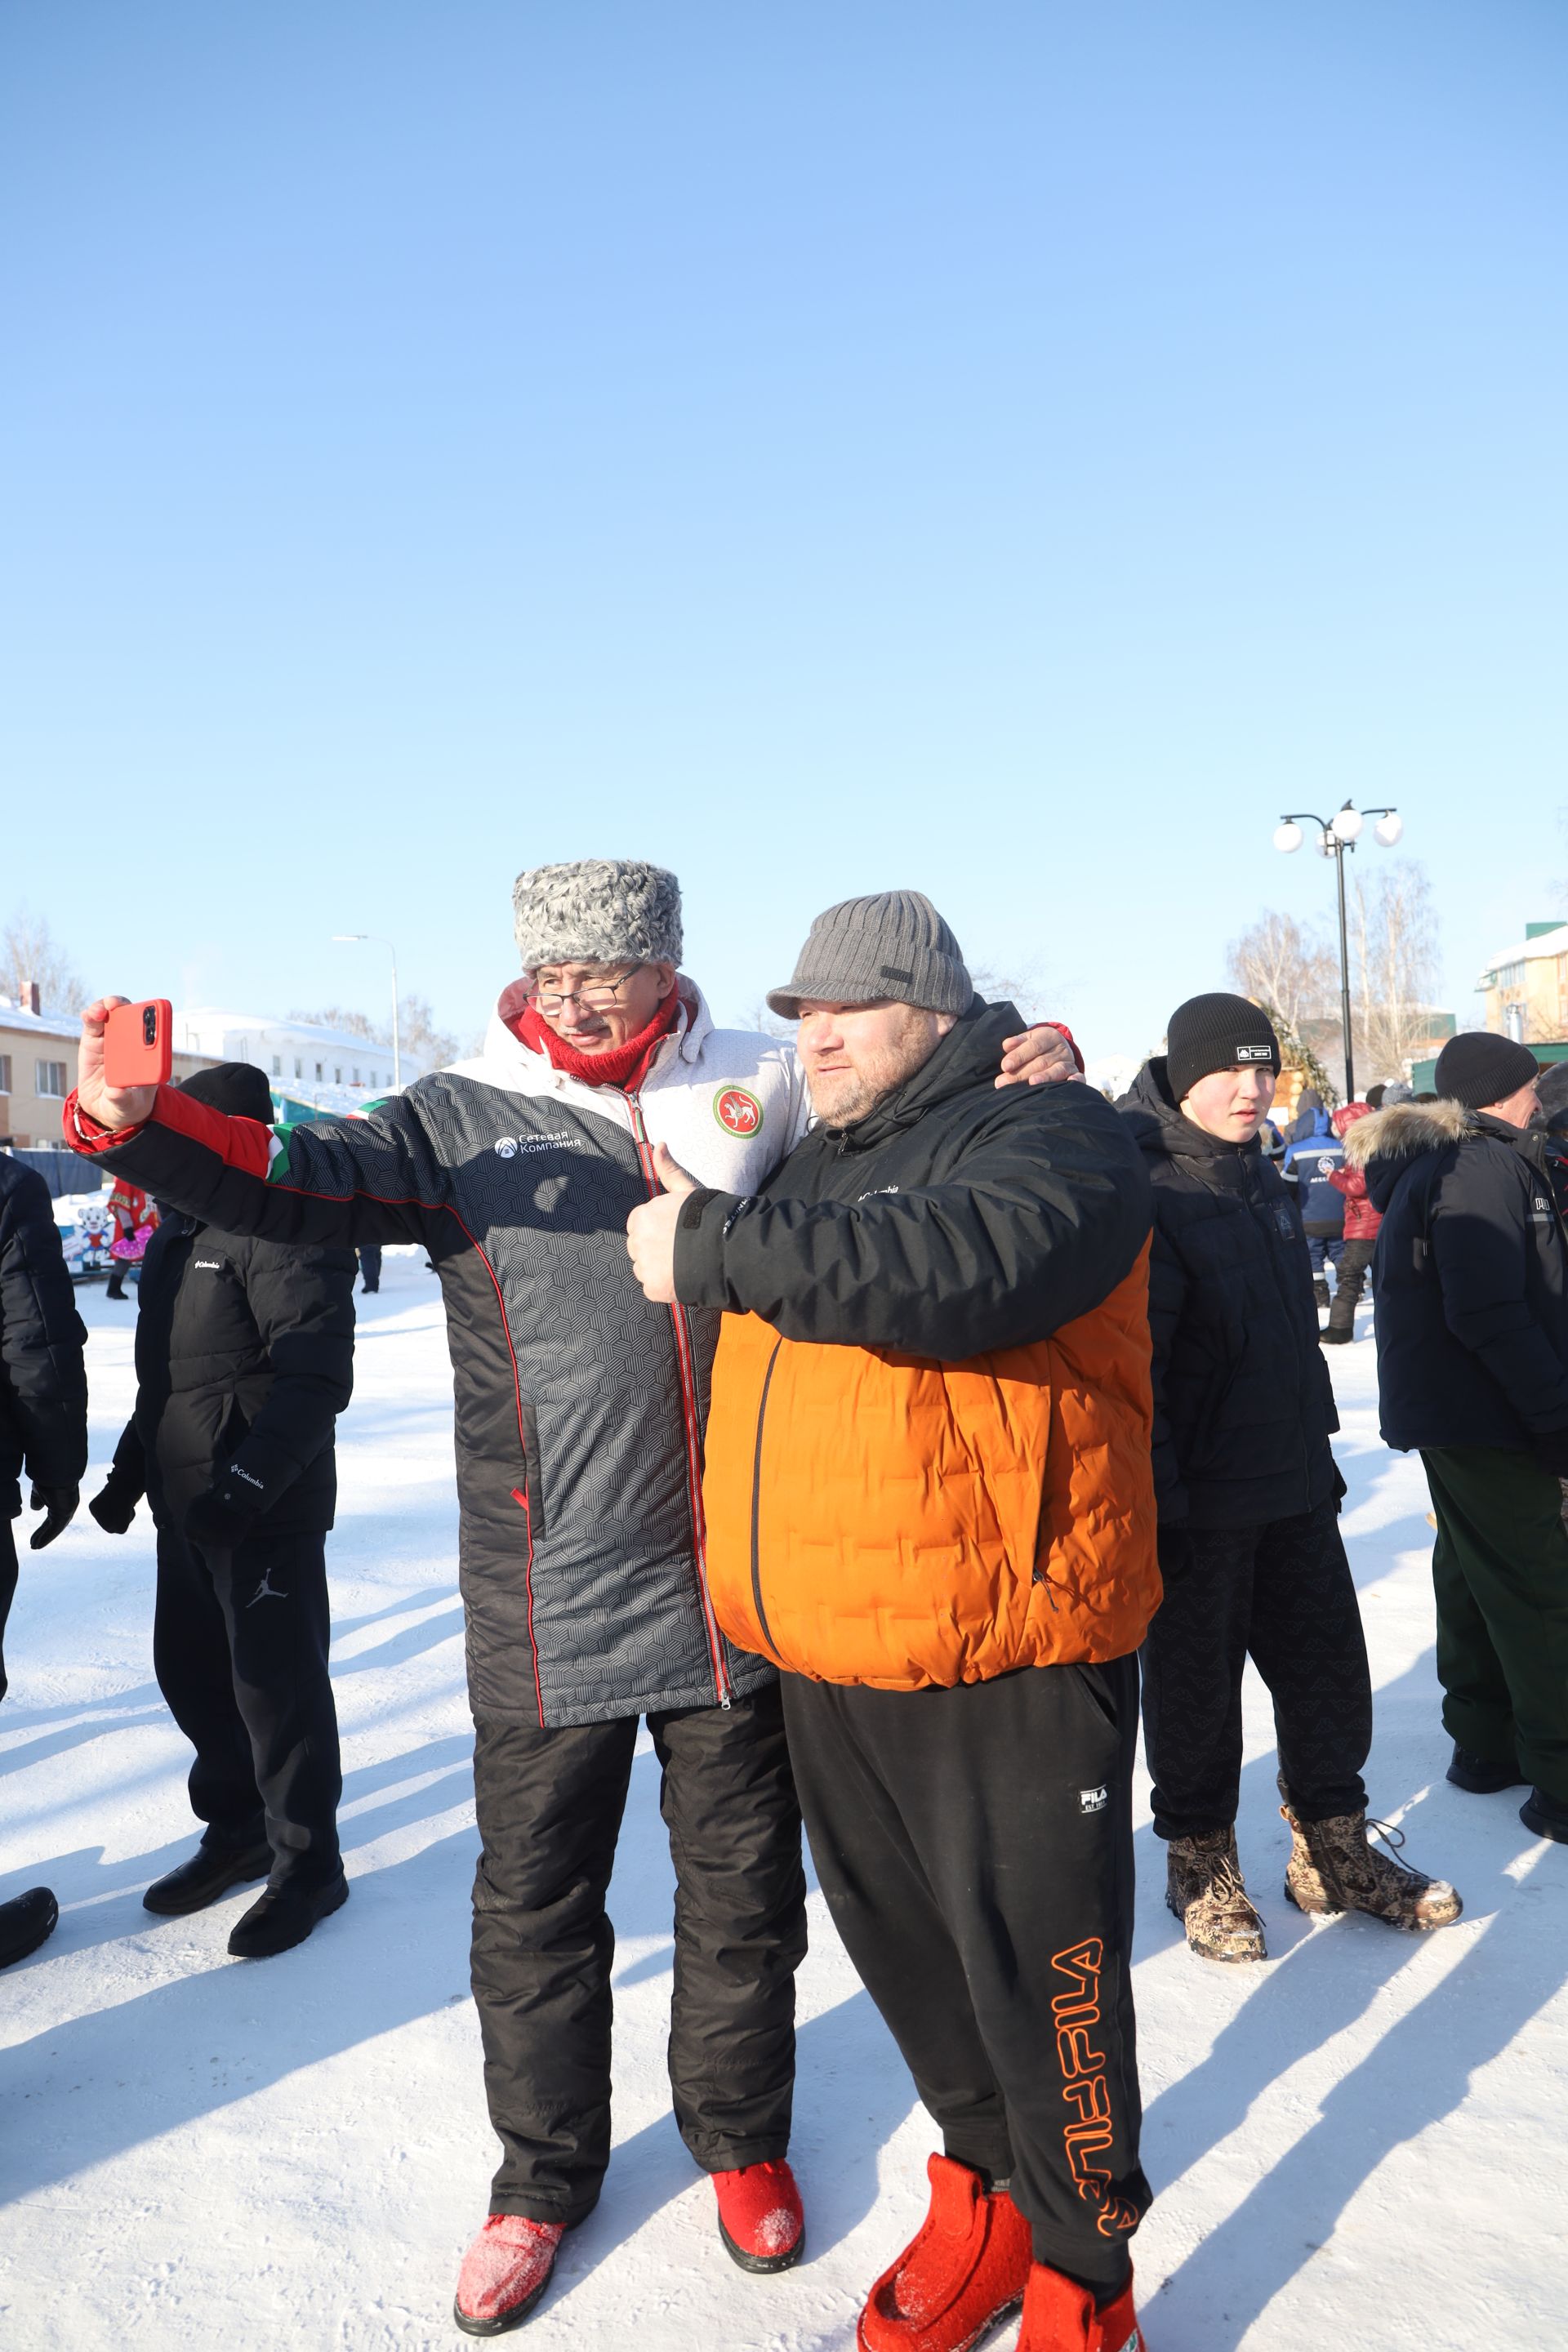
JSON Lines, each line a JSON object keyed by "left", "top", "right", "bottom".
{"left": 1447, "top": 1745, "right": 1528, "bottom": 1795}
{"left": 228, "top": 1868, "right": 349, "bottom": 1959}
{"left": 1520, "top": 1788, "right": 1568, "bottom": 1843}
{"left": 0, "top": 1886, "right": 59, "bottom": 1967}
{"left": 143, "top": 1839, "right": 272, "bottom": 1916}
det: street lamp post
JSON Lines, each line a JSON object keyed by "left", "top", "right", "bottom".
{"left": 1272, "top": 801, "right": 1404, "bottom": 1106}
{"left": 332, "top": 934, "right": 402, "bottom": 1090}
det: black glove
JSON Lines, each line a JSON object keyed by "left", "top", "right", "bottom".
{"left": 1531, "top": 1428, "right": 1568, "bottom": 1481}
{"left": 185, "top": 1472, "right": 265, "bottom": 1551}
{"left": 89, "top": 1475, "right": 140, "bottom": 1536}
{"left": 29, "top": 1483, "right": 79, "bottom": 1551}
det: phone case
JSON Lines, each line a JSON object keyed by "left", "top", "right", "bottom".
{"left": 104, "top": 1000, "right": 173, "bottom": 1089}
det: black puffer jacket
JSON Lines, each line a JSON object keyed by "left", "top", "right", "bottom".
{"left": 112, "top": 1214, "right": 358, "bottom": 1535}
{"left": 1118, "top": 1059, "right": 1339, "bottom": 1526}
{"left": 0, "top": 1155, "right": 89, "bottom": 1518}
{"left": 1351, "top": 1098, "right": 1568, "bottom": 1453}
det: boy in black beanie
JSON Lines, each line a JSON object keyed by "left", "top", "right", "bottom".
{"left": 1119, "top": 996, "right": 1460, "bottom": 1961}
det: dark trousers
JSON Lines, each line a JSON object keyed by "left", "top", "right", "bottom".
{"left": 0, "top": 1512, "right": 17, "bottom": 1704}
{"left": 470, "top": 1681, "right": 806, "bottom": 2224}
{"left": 357, "top": 1245, "right": 382, "bottom": 1292}
{"left": 782, "top": 1661, "right": 1148, "bottom": 2295}
{"left": 1423, "top": 1445, "right": 1568, "bottom": 1802}
{"left": 1336, "top": 1235, "right": 1377, "bottom": 1303}
{"left": 153, "top": 1522, "right": 342, "bottom": 1884}
{"left": 1307, "top": 1235, "right": 1346, "bottom": 1279}
{"left": 1141, "top": 1494, "right": 1372, "bottom": 1840}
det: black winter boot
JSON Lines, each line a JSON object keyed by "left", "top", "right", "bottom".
{"left": 1447, "top": 1744, "right": 1527, "bottom": 1794}
{"left": 1321, "top": 1285, "right": 1357, "bottom": 1345}
{"left": 143, "top": 1837, "right": 272, "bottom": 1916}
{"left": 1312, "top": 1276, "right": 1330, "bottom": 1312}
{"left": 1520, "top": 1788, "right": 1568, "bottom": 1844}
{"left": 228, "top": 1867, "right": 348, "bottom": 1958}
{"left": 0, "top": 1887, "right": 58, "bottom": 1968}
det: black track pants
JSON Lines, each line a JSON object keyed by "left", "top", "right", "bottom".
{"left": 1141, "top": 1494, "right": 1372, "bottom": 1841}
{"left": 471, "top": 1681, "right": 807, "bottom": 2224}
{"left": 782, "top": 1661, "right": 1148, "bottom": 2296}
{"left": 1336, "top": 1236, "right": 1377, "bottom": 1303}
{"left": 153, "top": 1523, "right": 342, "bottom": 1883}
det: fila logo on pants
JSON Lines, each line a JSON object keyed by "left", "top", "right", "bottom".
{"left": 1050, "top": 1938, "right": 1139, "bottom": 2240}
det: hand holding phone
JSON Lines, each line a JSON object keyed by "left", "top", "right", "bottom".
{"left": 104, "top": 999, "right": 172, "bottom": 1089}
{"left": 77, "top": 997, "right": 167, "bottom": 1133}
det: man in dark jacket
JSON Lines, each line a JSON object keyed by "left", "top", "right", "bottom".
{"left": 1281, "top": 1089, "right": 1346, "bottom": 1311}
{"left": 1348, "top": 1031, "right": 1568, "bottom": 1841}
{"left": 630, "top": 893, "right": 1161, "bottom": 2352}
{"left": 1120, "top": 995, "right": 1459, "bottom": 1965}
{"left": 87, "top": 1063, "right": 358, "bottom": 1958}
{"left": 0, "top": 1151, "right": 88, "bottom": 1967}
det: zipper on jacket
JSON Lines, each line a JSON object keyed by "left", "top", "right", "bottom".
{"left": 627, "top": 1089, "right": 733, "bottom": 1707}
{"left": 750, "top": 1336, "right": 784, "bottom": 1657}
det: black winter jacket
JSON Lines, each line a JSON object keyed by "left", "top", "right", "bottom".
{"left": 0, "top": 1156, "right": 89, "bottom": 1517}
{"left": 1117, "top": 1060, "right": 1339, "bottom": 1527}
{"left": 676, "top": 1001, "right": 1154, "bottom": 1352}
{"left": 111, "top": 1214, "right": 358, "bottom": 1535}
{"left": 1352, "top": 1098, "right": 1568, "bottom": 1453}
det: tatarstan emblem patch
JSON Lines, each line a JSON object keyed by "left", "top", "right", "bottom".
{"left": 714, "top": 1086, "right": 763, "bottom": 1138}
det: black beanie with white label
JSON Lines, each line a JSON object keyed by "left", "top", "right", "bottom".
{"left": 1166, "top": 993, "right": 1282, "bottom": 1104}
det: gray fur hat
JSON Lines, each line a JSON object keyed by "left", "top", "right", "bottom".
{"left": 511, "top": 859, "right": 683, "bottom": 972}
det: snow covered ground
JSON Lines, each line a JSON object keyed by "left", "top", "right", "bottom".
{"left": 3, "top": 1258, "right": 1566, "bottom": 2350}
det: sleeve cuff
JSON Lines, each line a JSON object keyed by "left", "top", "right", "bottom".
{"left": 63, "top": 1090, "right": 152, "bottom": 1156}
{"left": 673, "top": 1188, "right": 742, "bottom": 1307}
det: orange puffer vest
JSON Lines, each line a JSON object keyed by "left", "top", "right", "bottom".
{"left": 701, "top": 1243, "right": 1160, "bottom": 1690}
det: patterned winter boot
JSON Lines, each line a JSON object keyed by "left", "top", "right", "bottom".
{"left": 1279, "top": 1778, "right": 1462, "bottom": 1931}
{"left": 1165, "top": 1827, "right": 1267, "bottom": 1962}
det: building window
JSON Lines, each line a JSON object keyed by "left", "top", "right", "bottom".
{"left": 272, "top": 1054, "right": 283, "bottom": 1076}
{"left": 334, "top": 1067, "right": 342, "bottom": 1083}
{"left": 294, "top": 1058, "right": 302, "bottom": 1080}
{"left": 0, "top": 1054, "right": 10, "bottom": 1094}
{"left": 36, "top": 1060, "right": 69, "bottom": 1098}
{"left": 352, "top": 1067, "right": 360, "bottom": 1085}
{"left": 315, "top": 1062, "right": 323, "bottom": 1080}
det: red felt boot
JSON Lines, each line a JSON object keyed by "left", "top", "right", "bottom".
{"left": 452, "top": 2214, "right": 565, "bottom": 2336}
{"left": 712, "top": 2158, "right": 805, "bottom": 2271}
{"left": 858, "top": 2154, "right": 1033, "bottom": 2352}
{"left": 1015, "top": 2261, "right": 1145, "bottom": 2352}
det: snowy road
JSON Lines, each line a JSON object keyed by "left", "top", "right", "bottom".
{"left": 3, "top": 1257, "right": 1566, "bottom": 2350}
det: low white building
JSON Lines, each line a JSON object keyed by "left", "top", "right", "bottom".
{"left": 171, "top": 1009, "right": 425, "bottom": 1115}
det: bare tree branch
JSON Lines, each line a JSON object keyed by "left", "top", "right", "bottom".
{"left": 1225, "top": 912, "right": 1338, "bottom": 1037}
{"left": 1, "top": 906, "right": 87, "bottom": 1014}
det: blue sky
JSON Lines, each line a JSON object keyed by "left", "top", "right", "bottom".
{"left": 4, "top": 1, "right": 1566, "bottom": 1060}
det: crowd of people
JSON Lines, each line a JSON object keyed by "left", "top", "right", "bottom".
{"left": 1, "top": 858, "right": 1565, "bottom": 2352}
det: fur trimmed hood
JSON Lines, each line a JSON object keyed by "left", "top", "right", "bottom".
{"left": 1343, "top": 1097, "right": 1471, "bottom": 1170}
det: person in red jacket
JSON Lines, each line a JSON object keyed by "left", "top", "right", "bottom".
{"left": 1323, "top": 1100, "right": 1382, "bottom": 1344}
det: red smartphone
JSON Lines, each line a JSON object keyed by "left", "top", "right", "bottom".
{"left": 104, "top": 999, "right": 173, "bottom": 1089}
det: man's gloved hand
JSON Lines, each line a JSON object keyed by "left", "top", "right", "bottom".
{"left": 29, "top": 1484, "right": 80, "bottom": 1551}
{"left": 1531, "top": 1428, "right": 1568, "bottom": 1481}
{"left": 89, "top": 1475, "right": 140, "bottom": 1536}
{"left": 185, "top": 1472, "right": 265, "bottom": 1552}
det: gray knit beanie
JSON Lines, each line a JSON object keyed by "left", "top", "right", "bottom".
{"left": 1380, "top": 1079, "right": 1414, "bottom": 1106}
{"left": 511, "top": 859, "right": 683, "bottom": 972}
{"left": 767, "top": 890, "right": 973, "bottom": 1020}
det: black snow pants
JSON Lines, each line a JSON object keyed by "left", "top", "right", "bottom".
{"left": 0, "top": 1513, "right": 17, "bottom": 1704}
{"left": 1141, "top": 1494, "right": 1373, "bottom": 1841}
{"left": 471, "top": 1679, "right": 807, "bottom": 2225}
{"left": 153, "top": 1522, "right": 342, "bottom": 1885}
{"left": 782, "top": 1660, "right": 1149, "bottom": 2297}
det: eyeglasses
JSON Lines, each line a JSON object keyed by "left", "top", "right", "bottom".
{"left": 528, "top": 966, "right": 647, "bottom": 1013}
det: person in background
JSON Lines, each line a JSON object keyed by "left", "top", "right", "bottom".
{"left": 357, "top": 1243, "right": 382, "bottom": 1294}
{"left": 1281, "top": 1089, "right": 1346, "bottom": 1312}
{"left": 630, "top": 891, "right": 1160, "bottom": 2352}
{"left": 1348, "top": 1034, "right": 1568, "bottom": 1841}
{"left": 104, "top": 1173, "right": 155, "bottom": 1300}
{"left": 0, "top": 1148, "right": 88, "bottom": 1967}
{"left": 1120, "top": 995, "right": 1461, "bottom": 1964}
{"left": 88, "top": 1062, "right": 358, "bottom": 1959}
{"left": 1322, "top": 1101, "right": 1380, "bottom": 1345}
{"left": 1365, "top": 1083, "right": 1386, "bottom": 1111}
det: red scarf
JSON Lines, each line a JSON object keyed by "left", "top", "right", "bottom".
{"left": 506, "top": 984, "right": 685, "bottom": 1094}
